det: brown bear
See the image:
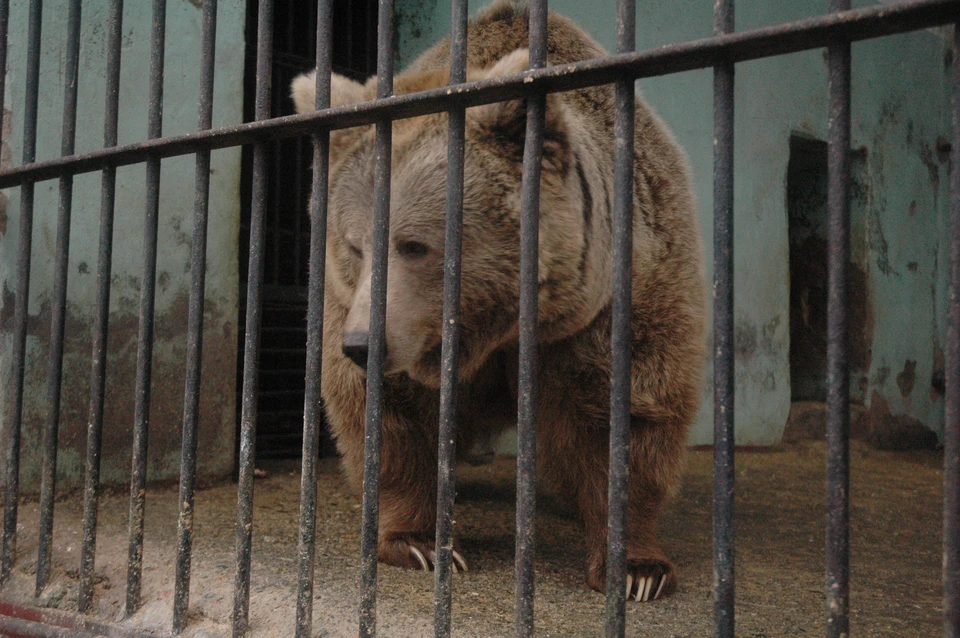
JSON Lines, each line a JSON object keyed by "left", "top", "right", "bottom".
{"left": 291, "top": 0, "right": 705, "bottom": 602}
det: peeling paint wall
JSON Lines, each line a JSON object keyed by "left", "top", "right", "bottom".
{"left": 0, "top": 0, "right": 246, "bottom": 490}
{"left": 394, "top": 0, "right": 951, "bottom": 445}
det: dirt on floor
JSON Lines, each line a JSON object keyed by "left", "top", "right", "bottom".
{"left": 0, "top": 439, "right": 945, "bottom": 637}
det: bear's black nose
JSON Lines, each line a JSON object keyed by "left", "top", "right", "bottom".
{"left": 342, "top": 331, "right": 370, "bottom": 371}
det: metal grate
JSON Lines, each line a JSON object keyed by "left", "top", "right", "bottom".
{"left": 0, "top": 0, "right": 957, "bottom": 637}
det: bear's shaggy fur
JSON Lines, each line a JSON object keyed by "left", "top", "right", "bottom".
{"left": 291, "top": 0, "right": 705, "bottom": 601}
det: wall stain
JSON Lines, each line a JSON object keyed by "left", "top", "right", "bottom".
{"left": 906, "top": 120, "right": 943, "bottom": 210}
{"left": 932, "top": 344, "right": 945, "bottom": 399}
{"left": 0, "top": 284, "right": 236, "bottom": 493}
{"left": 874, "top": 365, "right": 891, "bottom": 388}
{"left": 736, "top": 322, "right": 757, "bottom": 360}
{"left": 895, "top": 359, "right": 917, "bottom": 399}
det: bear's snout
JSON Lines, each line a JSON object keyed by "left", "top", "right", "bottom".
{"left": 342, "top": 331, "right": 371, "bottom": 372}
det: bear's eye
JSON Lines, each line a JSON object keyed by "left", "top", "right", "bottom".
{"left": 349, "top": 245, "right": 362, "bottom": 259}
{"left": 397, "top": 241, "right": 430, "bottom": 259}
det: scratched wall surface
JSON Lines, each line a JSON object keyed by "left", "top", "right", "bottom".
{"left": 0, "top": 0, "right": 245, "bottom": 491}
{"left": 394, "top": 0, "right": 952, "bottom": 445}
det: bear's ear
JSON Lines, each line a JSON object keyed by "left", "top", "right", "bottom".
{"left": 291, "top": 71, "right": 372, "bottom": 159}
{"left": 291, "top": 71, "right": 369, "bottom": 114}
{"left": 467, "top": 49, "right": 570, "bottom": 174}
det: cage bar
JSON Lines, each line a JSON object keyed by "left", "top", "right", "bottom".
{"left": 825, "top": 1, "right": 851, "bottom": 636}
{"left": 712, "top": 1, "right": 735, "bottom": 636}
{"left": 514, "top": 1, "right": 548, "bottom": 636}
{"left": 78, "top": 0, "right": 125, "bottom": 614}
{"left": 294, "top": 0, "right": 333, "bottom": 635}
{"left": 603, "top": 0, "right": 636, "bottom": 634}
{"left": 358, "top": 0, "right": 396, "bottom": 633}
{"left": 122, "top": 0, "right": 168, "bottom": 620}
{"left": 230, "top": 0, "right": 274, "bottom": 633}
{"left": 947, "top": 22, "right": 960, "bottom": 638}
{"left": 165, "top": 0, "right": 219, "bottom": 628}
{"left": 432, "top": 0, "right": 468, "bottom": 634}
{"left": 0, "top": 7, "right": 7, "bottom": 579}
{"left": 35, "top": 0, "right": 82, "bottom": 598}
{"left": 0, "top": 2, "right": 954, "bottom": 191}
{"left": 1, "top": 0, "right": 41, "bottom": 587}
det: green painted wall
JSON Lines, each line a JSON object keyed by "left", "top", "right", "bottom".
{"left": 393, "top": 0, "right": 952, "bottom": 445}
{"left": 0, "top": 0, "right": 246, "bottom": 490}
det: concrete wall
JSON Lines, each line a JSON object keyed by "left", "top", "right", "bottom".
{"left": 0, "top": 0, "right": 246, "bottom": 490}
{"left": 393, "top": 0, "right": 952, "bottom": 445}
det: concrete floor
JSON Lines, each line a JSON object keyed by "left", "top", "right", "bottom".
{"left": 0, "top": 439, "right": 945, "bottom": 637}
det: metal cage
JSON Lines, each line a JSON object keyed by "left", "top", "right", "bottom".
{"left": 0, "top": 0, "right": 957, "bottom": 636}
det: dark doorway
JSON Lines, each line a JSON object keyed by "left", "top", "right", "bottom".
{"left": 787, "top": 135, "right": 871, "bottom": 404}
{"left": 239, "top": 0, "right": 378, "bottom": 459}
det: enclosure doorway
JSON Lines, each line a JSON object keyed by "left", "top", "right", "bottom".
{"left": 787, "top": 134, "right": 870, "bottom": 406}
{"left": 238, "top": 0, "right": 378, "bottom": 459}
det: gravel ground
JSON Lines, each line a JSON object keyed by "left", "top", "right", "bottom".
{"left": 0, "top": 439, "right": 944, "bottom": 637}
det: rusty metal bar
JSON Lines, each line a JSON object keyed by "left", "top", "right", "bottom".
{"left": 358, "top": 0, "right": 396, "bottom": 633}
{"left": 514, "top": 1, "right": 548, "bottom": 636}
{"left": 121, "top": 0, "right": 169, "bottom": 620}
{"left": 0, "top": 4, "right": 8, "bottom": 580}
{"left": 604, "top": 0, "right": 635, "bottom": 634}
{"left": 948, "top": 20, "right": 960, "bottom": 638}
{"left": 36, "top": 0, "right": 82, "bottom": 597}
{"left": 230, "top": 0, "right": 273, "bottom": 633}
{"left": 2, "top": 0, "right": 40, "bottom": 586}
{"left": 78, "top": 0, "right": 124, "bottom": 614}
{"left": 166, "top": 0, "right": 218, "bottom": 629}
{"left": 432, "top": 0, "right": 468, "bottom": 632}
{"left": 294, "top": 0, "right": 333, "bottom": 635}
{"left": 947, "top": 22, "right": 960, "bottom": 638}
{"left": 825, "top": 1, "right": 851, "bottom": 636}
{"left": 712, "top": 1, "right": 735, "bottom": 636}
{"left": 0, "top": 0, "right": 955, "bottom": 190}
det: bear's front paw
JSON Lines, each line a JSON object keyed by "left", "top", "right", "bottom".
{"left": 378, "top": 534, "right": 469, "bottom": 573}
{"left": 623, "top": 561, "right": 676, "bottom": 602}
{"left": 587, "top": 558, "right": 677, "bottom": 602}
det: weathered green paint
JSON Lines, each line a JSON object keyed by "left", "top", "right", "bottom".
{"left": 394, "top": 0, "right": 952, "bottom": 445}
{"left": 0, "top": 0, "right": 246, "bottom": 490}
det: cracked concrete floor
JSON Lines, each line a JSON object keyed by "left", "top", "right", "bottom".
{"left": 0, "top": 440, "right": 944, "bottom": 637}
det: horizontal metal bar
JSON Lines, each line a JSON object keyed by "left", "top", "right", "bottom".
{"left": 0, "top": 0, "right": 954, "bottom": 189}
{"left": 0, "top": 601, "right": 149, "bottom": 638}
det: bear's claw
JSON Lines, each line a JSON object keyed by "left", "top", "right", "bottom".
{"left": 623, "top": 566, "right": 671, "bottom": 601}
{"left": 626, "top": 573, "right": 666, "bottom": 601}
{"left": 404, "top": 544, "right": 469, "bottom": 573}
{"left": 595, "top": 559, "right": 676, "bottom": 602}
{"left": 410, "top": 546, "right": 430, "bottom": 571}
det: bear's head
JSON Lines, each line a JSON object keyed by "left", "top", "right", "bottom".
{"left": 291, "top": 49, "right": 590, "bottom": 387}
